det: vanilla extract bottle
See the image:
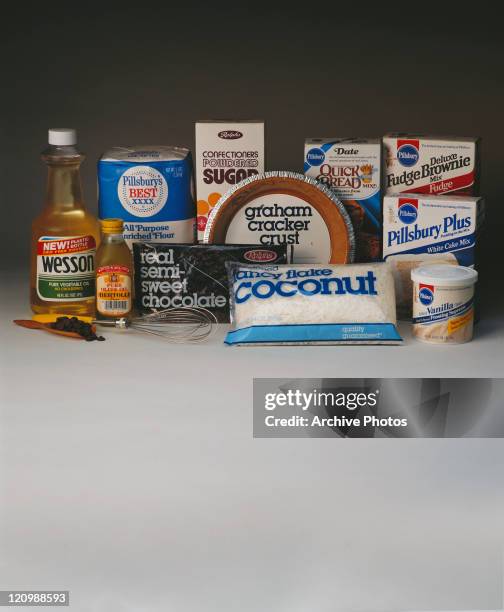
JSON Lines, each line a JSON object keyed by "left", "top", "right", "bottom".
{"left": 95, "top": 219, "right": 133, "bottom": 320}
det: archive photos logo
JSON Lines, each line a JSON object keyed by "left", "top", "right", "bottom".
{"left": 253, "top": 378, "right": 502, "bottom": 438}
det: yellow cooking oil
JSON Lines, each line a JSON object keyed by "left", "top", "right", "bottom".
{"left": 30, "top": 129, "right": 100, "bottom": 317}
{"left": 95, "top": 219, "right": 133, "bottom": 320}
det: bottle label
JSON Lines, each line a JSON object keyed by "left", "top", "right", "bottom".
{"left": 37, "top": 236, "right": 96, "bottom": 301}
{"left": 96, "top": 265, "right": 132, "bottom": 316}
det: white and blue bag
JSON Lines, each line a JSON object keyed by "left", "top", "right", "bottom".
{"left": 225, "top": 262, "right": 402, "bottom": 346}
{"left": 98, "top": 146, "right": 195, "bottom": 248}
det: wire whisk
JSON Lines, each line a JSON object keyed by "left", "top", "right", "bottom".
{"left": 93, "top": 306, "right": 217, "bottom": 343}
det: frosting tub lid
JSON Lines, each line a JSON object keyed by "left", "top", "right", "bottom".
{"left": 411, "top": 264, "right": 478, "bottom": 287}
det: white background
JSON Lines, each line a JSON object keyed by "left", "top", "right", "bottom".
{"left": 1, "top": 274, "right": 503, "bottom": 611}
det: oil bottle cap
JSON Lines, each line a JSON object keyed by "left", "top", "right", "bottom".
{"left": 100, "top": 218, "right": 124, "bottom": 233}
{"left": 48, "top": 128, "right": 77, "bottom": 146}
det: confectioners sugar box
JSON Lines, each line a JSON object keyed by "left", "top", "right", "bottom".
{"left": 195, "top": 120, "right": 265, "bottom": 240}
{"left": 304, "top": 138, "right": 382, "bottom": 262}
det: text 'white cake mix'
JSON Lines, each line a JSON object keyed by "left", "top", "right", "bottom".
{"left": 225, "top": 262, "right": 401, "bottom": 346}
{"left": 383, "top": 134, "right": 480, "bottom": 196}
{"left": 98, "top": 147, "right": 195, "bottom": 248}
{"left": 382, "top": 193, "right": 484, "bottom": 315}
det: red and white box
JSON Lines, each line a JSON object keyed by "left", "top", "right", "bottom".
{"left": 383, "top": 133, "right": 480, "bottom": 196}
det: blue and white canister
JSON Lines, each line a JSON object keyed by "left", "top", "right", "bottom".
{"left": 98, "top": 146, "right": 195, "bottom": 248}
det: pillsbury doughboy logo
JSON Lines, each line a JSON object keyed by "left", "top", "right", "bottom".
{"left": 419, "top": 284, "right": 435, "bottom": 306}
{"left": 397, "top": 139, "right": 420, "bottom": 167}
{"left": 118, "top": 166, "right": 168, "bottom": 218}
{"left": 306, "top": 148, "right": 325, "bottom": 167}
{"left": 397, "top": 198, "right": 418, "bottom": 224}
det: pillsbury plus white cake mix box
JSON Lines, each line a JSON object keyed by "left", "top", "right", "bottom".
{"left": 304, "top": 138, "right": 382, "bottom": 261}
{"left": 383, "top": 192, "right": 484, "bottom": 316}
{"left": 383, "top": 134, "right": 480, "bottom": 196}
{"left": 98, "top": 146, "right": 195, "bottom": 248}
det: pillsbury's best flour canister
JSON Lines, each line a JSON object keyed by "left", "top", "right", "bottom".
{"left": 411, "top": 264, "right": 478, "bottom": 344}
{"left": 98, "top": 146, "right": 195, "bottom": 248}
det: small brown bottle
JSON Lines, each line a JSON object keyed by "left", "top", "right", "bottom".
{"left": 95, "top": 219, "right": 133, "bottom": 320}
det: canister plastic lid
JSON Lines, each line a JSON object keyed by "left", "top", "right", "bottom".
{"left": 411, "top": 264, "right": 478, "bottom": 287}
{"left": 48, "top": 128, "right": 77, "bottom": 146}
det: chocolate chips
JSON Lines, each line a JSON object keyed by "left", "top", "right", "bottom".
{"left": 133, "top": 243, "right": 290, "bottom": 322}
{"left": 50, "top": 316, "right": 105, "bottom": 341}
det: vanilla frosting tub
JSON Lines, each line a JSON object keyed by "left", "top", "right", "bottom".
{"left": 411, "top": 264, "right": 478, "bottom": 344}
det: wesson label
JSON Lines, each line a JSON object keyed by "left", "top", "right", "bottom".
{"left": 37, "top": 235, "right": 96, "bottom": 301}
{"left": 96, "top": 265, "right": 132, "bottom": 316}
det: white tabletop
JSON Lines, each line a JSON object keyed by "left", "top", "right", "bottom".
{"left": 1, "top": 272, "right": 503, "bottom": 611}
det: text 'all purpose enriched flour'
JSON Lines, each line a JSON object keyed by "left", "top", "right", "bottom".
{"left": 98, "top": 146, "right": 195, "bottom": 248}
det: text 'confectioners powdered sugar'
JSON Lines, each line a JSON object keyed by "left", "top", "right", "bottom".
{"left": 225, "top": 263, "right": 402, "bottom": 346}
{"left": 195, "top": 121, "right": 265, "bottom": 240}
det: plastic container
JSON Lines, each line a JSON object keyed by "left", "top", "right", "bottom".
{"left": 31, "top": 129, "right": 100, "bottom": 317}
{"left": 411, "top": 264, "right": 478, "bottom": 344}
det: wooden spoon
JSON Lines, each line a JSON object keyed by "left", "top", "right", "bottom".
{"left": 13, "top": 319, "right": 95, "bottom": 340}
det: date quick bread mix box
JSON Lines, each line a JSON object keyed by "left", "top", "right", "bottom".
{"left": 195, "top": 120, "right": 265, "bottom": 240}
{"left": 383, "top": 133, "right": 480, "bottom": 196}
{"left": 304, "top": 138, "right": 382, "bottom": 261}
{"left": 98, "top": 146, "right": 195, "bottom": 248}
{"left": 383, "top": 193, "right": 484, "bottom": 317}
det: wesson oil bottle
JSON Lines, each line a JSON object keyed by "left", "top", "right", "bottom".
{"left": 95, "top": 219, "right": 133, "bottom": 320}
{"left": 30, "top": 129, "right": 100, "bottom": 316}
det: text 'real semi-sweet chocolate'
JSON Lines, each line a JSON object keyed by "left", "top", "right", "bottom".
{"left": 133, "top": 243, "right": 290, "bottom": 322}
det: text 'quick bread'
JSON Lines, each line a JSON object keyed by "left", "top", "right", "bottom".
{"left": 225, "top": 263, "right": 402, "bottom": 346}
{"left": 304, "top": 138, "right": 382, "bottom": 262}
